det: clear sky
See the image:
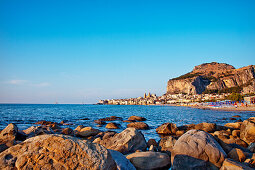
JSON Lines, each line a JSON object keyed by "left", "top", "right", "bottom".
{"left": 0, "top": 0, "right": 255, "bottom": 104}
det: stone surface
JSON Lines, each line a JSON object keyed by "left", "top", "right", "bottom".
{"left": 0, "top": 123, "right": 18, "bottom": 142}
{"left": 171, "top": 130, "right": 226, "bottom": 168}
{"left": 106, "top": 122, "right": 120, "bottom": 129}
{"left": 128, "top": 116, "right": 146, "bottom": 121}
{"left": 227, "top": 148, "right": 246, "bottom": 162}
{"left": 248, "top": 143, "right": 255, "bottom": 153}
{"left": 220, "top": 158, "right": 253, "bottom": 170}
{"left": 225, "top": 122, "right": 242, "bottom": 129}
{"left": 147, "top": 139, "right": 158, "bottom": 148}
{"left": 61, "top": 128, "right": 74, "bottom": 136}
{"left": 156, "top": 123, "right": 177, "bottom": 135}
{"left": 240, "top": 117, "right": 255, "bottom": 145}
{"left": 195, "top": 122, "right": 216, "bottom": 132}
{"left": 23, "top": 126, "right": 54, "bottom": 137}
{"left": 232, "top": 130, "right": 240, "bottom": 137}
{"left": 158, "top": 136, "right": 177, "bottom": 152}
{"left": 75, "top": 126, "right": 100, "bottom": 137}
{"left": 0, "top": 134, "right": 117, "bottom": 169}
{"left": 126, "top": 151, "right": 171, "bottom": 170}
{"left": 127, "top": 122, "right": 149, "bottom": 130}
{"left": 96, "top": 128, "right": 147, "bottom": 154}
{"left": 109, "top": 149, "right": 136, "bottom": 170}
{"left": 0, "top": 124, "right": 19, "bottom": 152}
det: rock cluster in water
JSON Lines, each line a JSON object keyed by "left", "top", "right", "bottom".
{"left": 0, "top": 115, "right": 255, "bottom": 169}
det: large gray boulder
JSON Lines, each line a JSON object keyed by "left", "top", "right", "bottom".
{"left": 96, "top": 128, "right": 147, "bottom": 154}
{"left": 109, "top": 149, "right": 135, "bottom": 170}
{"left": 171, "top": 130, "right": 226, "bottom": 169}
{"left": 240, "top": 117, "right": 255, "bottom": 145}
{"left": 126, "top": 151, "right": 171, "bottom": 170}
{"left": 0, "top": 134, "right": 116, "bottom": 169}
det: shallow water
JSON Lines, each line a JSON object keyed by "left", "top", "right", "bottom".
{"left": 0, "top": 104, "right": 254, "bottom": 141}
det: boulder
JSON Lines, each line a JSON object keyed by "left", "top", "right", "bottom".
{"left": 106, "top": 123, "right": 120, "bottom": 129}
{"left": 248, "top": 143, "right": 255, "bottom": 153}
{"left": 156, "top": 123, "right": 177, "bottom": 135}
{"left": 225, "top": 122, "right": 242, "bottom": 129}
{"left": 227, "top": 148, "right": 246, "bottom": 162}
{"left": 97, "top": 128, "right": 147, "bottom": 154}
{"left": 0, "top": 134, "right": 116, "bottom": 169}
{"left": 94, "top": 120, "right": 106, "bottom": 125}
{"left": 158, "top": 136, "right": 177, "bottom": 152}
{"left": 126, "top": 151, "right": 171, "bottom": 170}
{"left": 0, "top": 123, "right": 18, "bottom": 141}
{"left": 97, "top": 116, "right": 122, "bottom": 122}
{"left": 75, "top": 127, "right": 100, "bottom": 137}
{"left": 127, "top": 122, "right": 149, "bottom": 130}
{"left": 220, "top": 158, "right": 253, "bottom": 170}
{"left": 23, "top": 126, "right": 54, "bottom": 137}
{"left": 171, "top": 130, "right": 226, "bottom": 169}
{"left": 240, "top": 117, "right": 255, "bottom": 145}
{"left": 128, "top": 116, "right": 146, "bottom": 121}
{"left": 0, "top": 124, "right": 18, "bottom": 152}
{"left": 195, "top": 122, "right": 216, "bottom": 133}
{"left": 108, "top": 149, "right": 136, "bottom": 170}
{"left": 61, "top": 128, "right": 74, "bottom": 136}
{"left": 147, "top": 139, "right": 158, "bottom": 148}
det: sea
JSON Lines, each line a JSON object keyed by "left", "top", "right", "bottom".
{"left": 0, "top": 104, "right": 255, "bottom": 141}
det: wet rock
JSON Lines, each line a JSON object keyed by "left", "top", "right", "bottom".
{"left": 102, "top": 131, "right": 117, "bottom": 140}
{"left": 195, "top": 122, "right": 216, "bottom": 133}
{"left": 106, "top": 122, "right": 120, "bottom": 129}
{"left": 228, "top": 148, "right": 246, "bottom": 162}
{"left": 233, "top": 115, "right": 241, "bottom": 118}
{"left": 171, "top": 130, "right": 226, "bottom": 169}
{"left": 23, "top": 126, "right": 54, "bottom": 137}
{"left": 0, "top": 134, "right": 117, "bottom": 169}
{"left": 128, "top": 116, "right": 146, "bottom": 121}
{"left": 123, "top": 120, "right": 135, "bottom": 123}
{"left": 220, "top": 158, "right": 253, "bottom": 170}
{"left": 127, "top": 122, "right": 149, "bottom": 130}
{"left": 97, "top": 116, "right": 122, "bottom": 122}
{"left": 248, "top": 143, "right": 255, "bottom": 153}
{"left": 156, "top": 123, "right": 177, "bottom": 135}
{"left": 230, "top": 118, "right": 237, "bottom": 120}
{"left": 240, "top": 117, "right": 255, "bottom": 145}
{"left": 149, "top": 145, "right": 157, "bottom": 152}
{"left": 126, "top": 151, "right": 171, "bottom": 170}
{"left": 147, "top": 139, "right": 158, "bottom": 149}
{"left": 109, "top": 149, "right": 136, "bottom": 170}
{"left": 97, "top": 128, "right": 147, "bottom": 154}
{"left": 79, "top": 118, "right": 90, "bottom": 120}
{"left": 94, "top": 120, "right": 106, "bottom": 125}
{"left": 225, "top": 122, "right": 242, "bottom": 129}
{"left": 75, "top": 127, "right": 101, "bottom": 137}
{"left": 61, "top": 128, "right": 74, "bottom": 136}
{"left": 158, "top": 136, "right": 177, "bottom": 153}
{"left": 74, "top": 125, "right": 84, "bottom": 131}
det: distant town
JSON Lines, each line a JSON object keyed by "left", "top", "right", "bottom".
{"left": 98, "top": 92, "right": 255, "bottom": 106}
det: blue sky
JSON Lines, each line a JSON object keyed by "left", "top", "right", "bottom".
{"left": 0, "top": 0, "right": 255, "bottom": 103}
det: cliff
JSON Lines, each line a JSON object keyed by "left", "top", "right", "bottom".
{"left": 167, "top": 62, "right": 255, "bottom": 94}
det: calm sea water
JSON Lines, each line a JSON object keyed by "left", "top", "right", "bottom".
{"left": 0, "top": 104, "right": 254, "bottom": 141}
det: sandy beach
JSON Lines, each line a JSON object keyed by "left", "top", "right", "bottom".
{"left": 189, "top": 105, "right": 255, "bottom": 111}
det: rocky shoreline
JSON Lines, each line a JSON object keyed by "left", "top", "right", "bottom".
{"left": 0, "top": 115, "right": 255, "bottom": 169}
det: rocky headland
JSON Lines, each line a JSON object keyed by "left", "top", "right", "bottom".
{"left": 167, "top": 62, "right": 255, "bottom": 95}
{"left": 1, "top": 115, "right": 255, "bottom": 169}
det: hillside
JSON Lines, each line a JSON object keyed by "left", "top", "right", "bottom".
{"left": 167, "top": 62, "right": 255, "bottom": 94}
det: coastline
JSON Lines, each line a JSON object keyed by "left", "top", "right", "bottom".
{"left": 187, "top": 105, "right": 255, "bottom": 111}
